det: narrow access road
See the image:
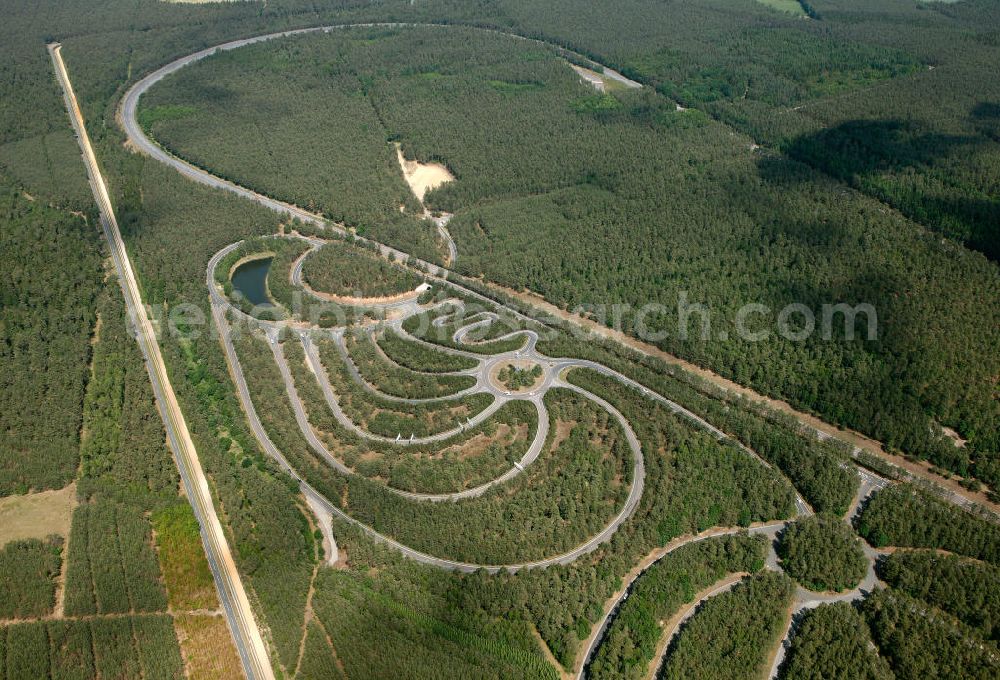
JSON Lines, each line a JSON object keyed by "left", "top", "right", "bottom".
{"left": 50, "top": 44, "right": 274, "bottom": 680}
{"left": 574, "top": 523, "right": 787, "bottom": 679}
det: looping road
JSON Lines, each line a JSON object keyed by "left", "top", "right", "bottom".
{"left": 210, "top": 239, "right": 648, "bottom": 567}
{"left": 113, "top": 24, "right": 930, "bottom": 679}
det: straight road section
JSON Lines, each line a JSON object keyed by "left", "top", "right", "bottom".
{"left": 49, "top": 43, "right": 274, "bottom": 680}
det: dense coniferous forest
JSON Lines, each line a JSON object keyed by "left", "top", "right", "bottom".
{"left": 302, "top": 239, "right": 424, "bottom": 298}
{"left": 0, "top": 185, "right": 102, "bottom": 496}
{"left": 0, "top": 537, "right": 63, "bottom": 619}
{"left": 658, "top": 571, "right": 795, "bottom": 680}
{"left": 63, "top": 501, "right": 169, "bottom": 616}
{"left": 379, "top": 328, "right": 481, "bottom": 373}
{"left": 566, "top": 367, "right": 857, "bottom": 515}
{"left": 862, "top": 589, "right": 1000, "bottom": 679}
{"left": 76, "top": 287, "right": 179, "bottom": 507}
{"left": 777, "top": 514, "right": 868, "bottom": 592}
{"left": 136, "top": 20, "right": 999, "bottom": 491}
{"left": 345, "top": 330, "right": 476, "bottom": 399}
{"left": 229, "top": 289, "right": 796, "bottom": 666}
{"left": 779, "top": 602, "right": 894, "bottom": 680}
{"left": 878, "top": 550, "right": 1000, "bottom": 640}
{"left": 1, "top": 242, "right": 214, "bottom": 675}
{"left": 0, "top": 615, "right": 184, "bottom": 680}
{"left": 858, "top": 484, "right": 1000, "bottom": 564}
{"left": 588, "top": 533, "right": 767, "bottom": 680}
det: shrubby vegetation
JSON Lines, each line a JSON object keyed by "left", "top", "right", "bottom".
{"left": 779, "top": 602, "right": 893, "bottom": 680}
{"left": 344, "top": 330, "right": 476, "bottom": 399}
{"left": 151, "top": 503, "right": 219, "bottom": 613}
{"left": 878, "top": 550, "right": 1000, "bottom": 640}
{"left": 862, "top": 589, "right": 1000, "bottom": 679}
{"left": 302, "top": 238, "right": 423, "bottom": 297}
{"left": 777, "top": 514, "right": 867, "bottom": 592}
{"left": 315, "top": 335, "right": 494, "bottom": 439}
{"left": 0, "top": 537, "right": 62, "bottom": 619}
{"left": 659, "top": 571, "right": 795, "bottom": 680}
{"left": 858, "top": 484, "right": 1000, "bottom": 564}
{"left": 588, "top": 533, "right": 767, "bottom": 680}
{"left": 219, "top": 235, "right": 390, "bottom": 325}
{"left": 378, "top": 329, "right": 480, "bottom": 373}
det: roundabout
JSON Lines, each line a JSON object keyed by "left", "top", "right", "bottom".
{"left": 37, "top": 8, "right": 996, "bottom": 679}
{"left": 115, "top": 22, "right": 903, "bottom": 679}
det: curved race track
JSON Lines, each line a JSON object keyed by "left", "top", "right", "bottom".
{"left": 122, "top": 24, "right": 848, "bottom": 676}
{"left": 124, "top": 24, "right": 801, "bottom": 576}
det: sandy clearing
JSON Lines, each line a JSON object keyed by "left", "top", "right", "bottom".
{"left": 941, "top": 425, "right": 967, "bottom": 448}
{"left": 0, "top": 483, "right": 76, "bottom": 548}
{"left": 570, "top": 64, "right": 607, "bottom": 93}
{"left": 395, "top": 143, "right": 454, "bottom": 202}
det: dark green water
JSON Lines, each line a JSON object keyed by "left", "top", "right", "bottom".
{"left": 231, "top": 257, "right": 273, "bottom": 307}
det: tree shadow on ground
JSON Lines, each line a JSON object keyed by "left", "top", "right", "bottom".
{"left": 971, "top": 101, "right": 1000, "bottom": 142}
{"left": 778, "top": 119, "right": 971, "bottom": 183}
{"left": 760, "top": 118, "right": 999, "bottom": 260}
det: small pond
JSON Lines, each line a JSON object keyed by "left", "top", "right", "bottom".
{"left": 231, "top": 257, "right": 273, "bottom": 307}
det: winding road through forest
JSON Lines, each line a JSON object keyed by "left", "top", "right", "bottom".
{"left": 207, "top": 232, "right": 820, "bottom": 568}
{"left": 68, "top": 20, "right": 991, "bottom": 680}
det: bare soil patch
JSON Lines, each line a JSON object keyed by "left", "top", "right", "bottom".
{"left": 552, "top": 420, "right": 577, "bottom": 451}
{"left": 396, "top": 143, "right": 454, "bottom": 202}
{"left": 0, "top": 483, "right": 76, "bottom": 548}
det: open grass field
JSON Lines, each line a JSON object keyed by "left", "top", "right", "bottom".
{"left": 153, "top": 504, "right": 219, "bottom": 612}
{"left": 174, "top": 614, "right": 243, "bottom": 680}
{"left": 0, "top": 483, "right": 75, "bottom": 549}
